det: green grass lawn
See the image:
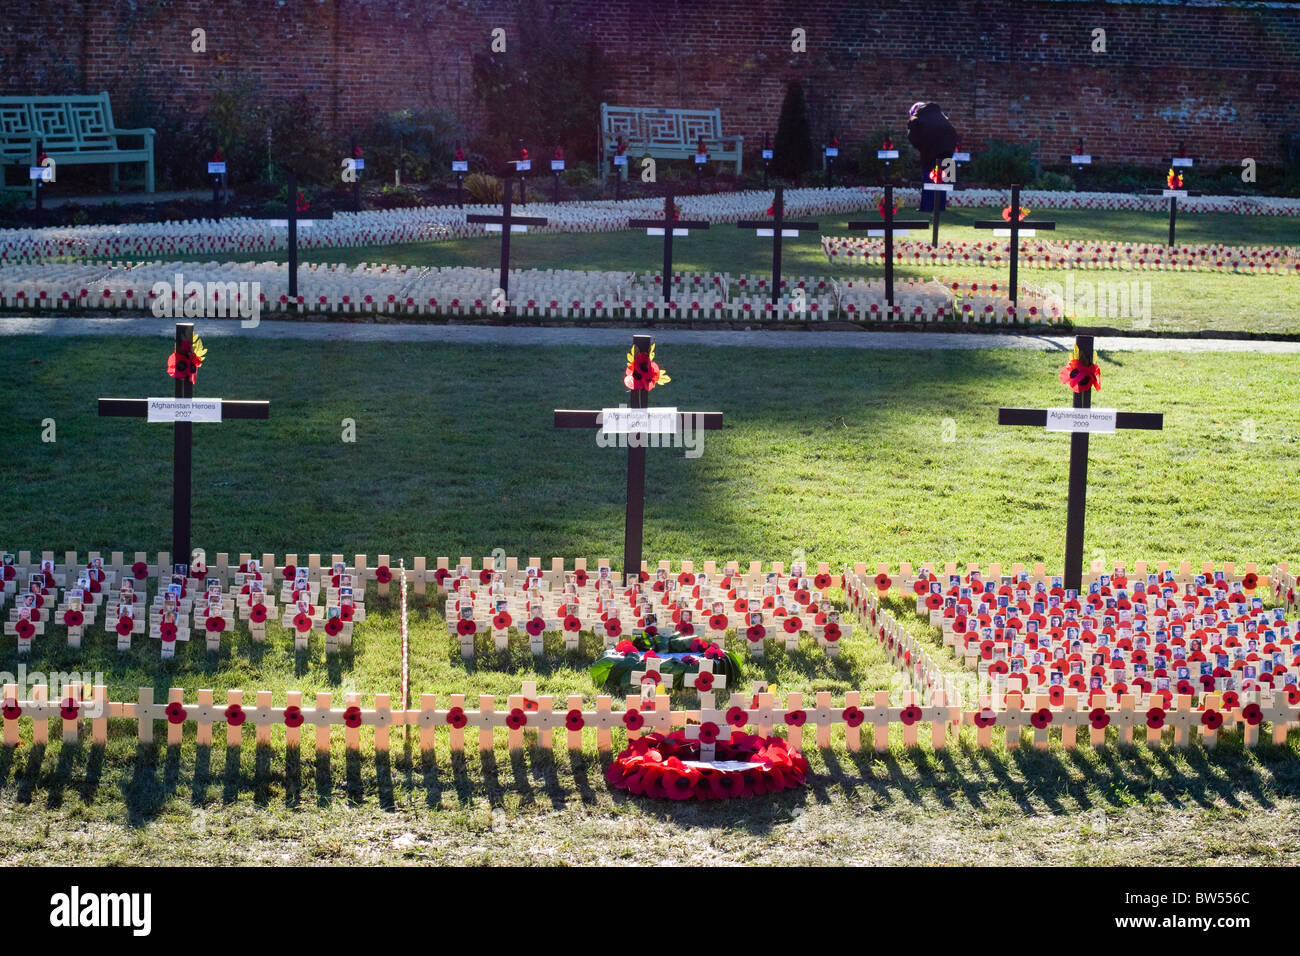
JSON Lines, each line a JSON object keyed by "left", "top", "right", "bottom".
{"left": 156, "top": 203, "right": 1300, "bottom": 335}
{"left": 2, "top": 335, "right": 1299, "bottom": 864}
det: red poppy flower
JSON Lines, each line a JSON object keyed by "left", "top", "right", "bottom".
{"left": 706, "top": 613, "right": 727, "bottom": 631}
{"left": 375, "top": 566, "right": 392, "bottom": 584}
{"left": 814, "top": 572, "right": 833, "bottom": 590}
{"left": 446, "top": 706, "right": 468, "bottom": 729}
{"left": 225, "top": 704, "right": 245, "bottom": 726}
{"left": 455, "top": 618, "right": 477, "bottom": 637}
{"left": 726, "top": 705, "right": 748, "bottom": 728}
{"left": 284, "top": 705, "right": 304, "bottom": 728}
{"left": 785, "top": 709, "right": 807, "bottom": 727}
{"left": 205, "top": 616, "right": 226, "bottom": 633}
{"left": 341, "top": 705, "right": 363, "bottom": 729}
{"left": 1242, "top": 572, "right": 1258, "bottom": 591}
{"left": 249, "top": 604, "right": 268, "bottom": 624}
{"left": 0, "top": 698, "right": 20, "bottom": 721}
{"left": 1089, "top": 707, "right": 1110, "bottom": 729}
{"left": 782, "top": 616, "right": 802, "bottom": 634}
{"left": 841, "top": 706, "right": 864, "bottom": 728}
{"left": 115, "top": 615, "right": 133, "bottom": 637}
{"left": 63, "top": 609, "right": 84, "bottom": 628}
{"left": 294, "top": 613, "right": 312, "bottom": 633}
{"left": 823, "top": 622, "right": 842, "bottom": 642}
{"left": 973, "top": 708, "right": 997, "bottom": 728}
{"left": 506, "top": 708, "right": 528, "bottom": 730}
{"left": 924, "top": 593, "right": 944, "bottom": 610}
{"left": 1030, "top": 708, "right": 1053, "bottom": 729}
{"left": 1048, "top": 685, "right": 1065, "bottom": 706}
{"left": 874, "top": 573, "right": 892, "bottom": 591}
{"left": 1222, "top": 690, "right": 1240, "bottom": 709}
{"left": 526, "top": 617, "right": 545, "bottom": 636}
{"left": 492, "top": 611, "right": 512, "bottom": 630}
{"left": 623, "top": 709, "right": 644, "bottom": 731}
{"left": 1060, "top": 358, "right": 1101, "bottom": 394}
{"left": 1241, "top": 703, "right": 1263, "bottom": 726}
{"left": 325, "top": 617, "right": 344, "bottom": 637}
{"left": 693, "top": 671, "right": 714, "bottom": 693}
{"left": 60, "top": 699, "right": 79, "bottom": 721}
{"left": 563, "top": 614, "right": 581, "bottom": 633}
{"left": 746, "top": 624, "right": 766, "bottom": 643}
{"left": 901, "top": 704, "right": 923, "bottom": 725}
{"left": 339, "top": 604, "right": 355, "bottom": 622}
{"left": 156, "top": 620, "right": 177, "bottom": 642}
{"left": 565, "top": 709, "right": 585, "bottom": 731}
{"left": 1145, "top": 707, "right": 1166, "bottom": 729}
{"left": 165, "top": 701, "right": 187, "bottom": 724}
{"left": 167, "top": 346, "right": 202, "bottom": 384}
{"left": 698, "top": 721, "right": 721, "bottom": 744}
{"left": 1200, "top": 709, "right": 1223, "bottom": 730}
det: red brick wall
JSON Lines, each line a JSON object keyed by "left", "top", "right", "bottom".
{"left": 2, "top": 0, "right": 1296, "bottom": 165}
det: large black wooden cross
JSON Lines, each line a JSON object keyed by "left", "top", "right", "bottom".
{"left": 247, "top": 173, "right": 334, "bottom": 300}
{"left": 845, "top": 184, "right": 927, "bottom": 306}
{"left": 554, "top": 335, "right": 723, "bottom": 583}
{"left": 98, "top": 323, "right": 270, "bottom": 567}
{"left": 997, "top": 334, "right": 1163, "bottom": 592}
{"left": 466, "top": 186, "right": 548, "bottom": 301}
{"left": 973, "top": 184, "right": 1055, "bottom": 304}
{"left": 736, "top": 185, "right": 819, "bottom": 305}
{"left": 627, "top": 191, "right": 710, "bottom": 304}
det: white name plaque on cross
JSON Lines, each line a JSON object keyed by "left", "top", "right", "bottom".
{"left": 147, "top": 398, "right": 223, "bottom": 423}
{"left": 600, "top": 407, "right": 678, "bottom": 435}
{"left": 1045, "top": 407, "right": 1117, "bottom": 434}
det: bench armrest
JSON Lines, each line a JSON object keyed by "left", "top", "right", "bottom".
{"left": 113, "top": 127, "right": 156, "bottom": 136}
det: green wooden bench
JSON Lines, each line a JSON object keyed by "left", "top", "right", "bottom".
{"left": 0, "top": 92, "right": 154, "bottom": 197}
{"left": 599, "top": 103, "right": 743, "bottom": 179}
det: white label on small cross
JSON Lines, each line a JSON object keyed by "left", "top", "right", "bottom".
{"left": 147, "top": 398, "right": 223, "bottom": 423}
{"left": 867, "top": 229, "right": 912, "bottom": 237}
{"left": 993, "top": 228, "right": 1036, "bottom": 237}
{"left": 1162, "top": 190, "right": 1188, "bottom": 198}
{"left": 877, "top": 150, "right": 899, "bottom": 159}
{"left": 1070, "top": 155, "right": 1092, "bottom": 165}
{"left": 600, "top": 407, "right": 678, "bottom": 435}
{"left": 1171, "top": 157, "right": 1194, "bottom": 167}
{"left": 645, "top": 228, "right": 690, "bottom": 236}
{"left": 451, "top": 161, "right": 469, "bottom": 172}
{"left": 207, "top": 162, "right": 227, "bottom": 174}
{"left": 923, "top": 183, "right": 953, "bottom": 191}
{"left": 754, "top": 229, "right": 801, "bottom": 237}
{"left": 1045, "top": 407, "right": 1117, "bottom": 434}
{"left": 952, "top": 152, "right": 970, "bottom": 162}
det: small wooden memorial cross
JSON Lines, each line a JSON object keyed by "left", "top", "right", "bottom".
{"left": 627, "top": 191, "right": 710, "bottom": 304}
{"left": 1162, "top": 147, "right": 1193, "bottom": 248}
{"left": 554, "top": 334, "right": 723, "bottom": 583}
{"left": 465, "top": 186, "right": 548, "bottom": 302}
{"left": 973, "top": 184, "right": 1055, "bottom": 304}
{"left": 845, "top": 183, "right": 927, "bottom": 306}
{"left": 736, "top": 184, "right": 819, "bottom": 305}
{"left": 98, "top": 323, "right": 270, "bottom": 566}
{"left": 997, "top": 334, "right": 1163, "bottom": 592}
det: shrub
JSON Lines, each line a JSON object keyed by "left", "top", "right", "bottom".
{"left": 464, "top": 172, "right": 504, "bottom": 204}
{"left": 562, "top": 163, "right": 593, "bottom": 187}
{"left": 1031, "top": 170, "right": 1074, "bottom": 192}
{"left": 773, "top": 80, "right": 814, "bottom": 180}
{"left": 968, "top": 139, "right": 1038, "bottom": 186}
{"left": 471, "top": 0, "right": 608, "bottom": 162}
{"left": 361, "top": 108, "right": 462, "bottom": 185}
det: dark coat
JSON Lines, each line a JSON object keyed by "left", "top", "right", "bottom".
{"left": 907, "top": 103, "right": 958, "bottom": 176}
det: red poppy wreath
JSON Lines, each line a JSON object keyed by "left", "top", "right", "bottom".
{"left": 605, "top": 729, "right": 809, "bottom": 801}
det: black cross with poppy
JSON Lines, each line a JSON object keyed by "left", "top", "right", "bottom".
{"left": 973, "top": 184, "right": 1055, "bottom": 304}
{"left": 845, "top": 184, "right": 928, "bottom": 307}
{"left": 465, "top": 185, "right": 548, "bottom": 302}
{"left": 246, "top": 173, "right": 334, "bottom": 300}
{"left": 97, "top": 322, "right": 270, "bottom": 568}
{"left": 627, "top": 191, "right": 711, "bottom": 304}
{"left": 736, "top": 184, "right": 819, "bottom": 305}
{"left": 554, "top": 334, "right": 723, "bottom": 584}
{"left": 997, "top": 334, "right": 1162, "bottom": 592}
